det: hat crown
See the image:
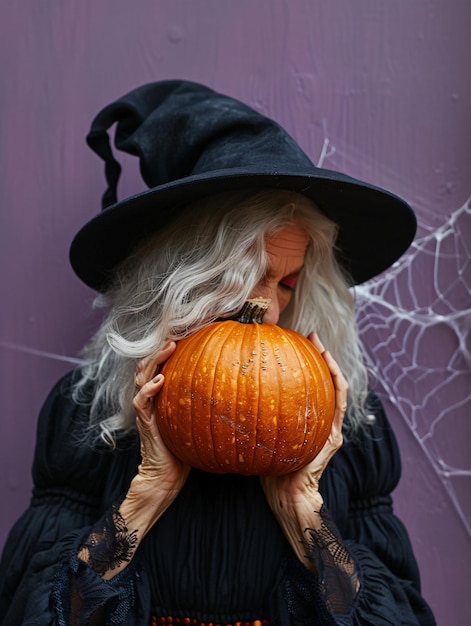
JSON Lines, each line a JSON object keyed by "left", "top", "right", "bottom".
{"left": 71, "top": 79, "right": 416, "bottom": 290}
{"left": 87, "top": 80, "right": 314, "bottom": 207}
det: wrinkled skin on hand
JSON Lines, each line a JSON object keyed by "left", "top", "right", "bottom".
{"left": 80, "top": 341, "right": 191, "bottom": 582}
{"left": 132, "top": 341, "right": 191, "bottom": 493}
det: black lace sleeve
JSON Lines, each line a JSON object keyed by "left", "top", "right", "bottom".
{"left": 78, "top": 504, "right": 139, "bottom": 577}
{"left": 49, "top": 504, "right": 142, "bottom": 625}
{"left": 304, "top": 505, "right": 359, "bottom": 615}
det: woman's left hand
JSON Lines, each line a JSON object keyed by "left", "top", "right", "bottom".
{"left": 260, "top": 332, "right": 348, "bottom": 509}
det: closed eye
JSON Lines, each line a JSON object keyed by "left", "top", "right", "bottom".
{"left": 279, "top": 272, "right": 300, "bottom": 291}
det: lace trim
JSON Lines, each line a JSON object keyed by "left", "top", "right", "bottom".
{"left": 78, "top": 504, "right": 138, "bottom": 577}
{"left": 304, "top": 506, "right": 359, "bottom": 615}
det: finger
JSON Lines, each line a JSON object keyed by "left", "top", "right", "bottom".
{"left": 307, "top": 331, "right": 325, "bottom": 354}
{"left": 133, "top": 374, "right": 165, "bottom": 418}
{"left": 323, "top": 349, "right": 348, "bottom": 388}
{"left": 323, "top": 350, "right": 348, "bottom": 410}
{"left": 307, "top": 333, "right": 348, "bottom": 413}
{"left": 155, "top": 340, "right": 177, "bottom": 365}
{"left": 318, "top": 350, "right": 348, "bottom": 450}
{"left": 135, "top": 341, "right": 177, "bottom": 389}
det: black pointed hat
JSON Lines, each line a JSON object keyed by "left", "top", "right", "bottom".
{"left": 70, "top": 80, "right": 416, "bottom": 290}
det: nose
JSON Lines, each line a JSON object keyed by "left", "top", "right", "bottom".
{"left": 249, "top": 285, "right": 280, "bottom": 324}
{"left": 263, "top": 301, "right": 280, "bottom": 324}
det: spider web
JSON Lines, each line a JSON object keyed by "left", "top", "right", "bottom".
{"left": 354, "top": 198, "right": 471, "bottom": 538}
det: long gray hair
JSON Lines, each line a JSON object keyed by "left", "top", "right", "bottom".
{"left": 73, "top": 188, "right": 370, "bottom": 446}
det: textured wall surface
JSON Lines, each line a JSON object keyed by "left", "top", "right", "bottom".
{"left": 1, "top": 1, "right": 470, "bottom": 623}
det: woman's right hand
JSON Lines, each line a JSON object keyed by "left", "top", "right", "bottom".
{"left": 132, "top": 340, "right": 191, "bottom": 492}
{"left": 79, "top": 342, "right": 189, "bottom": 582}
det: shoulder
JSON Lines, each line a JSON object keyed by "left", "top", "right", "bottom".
{"left": 34, "top": 369, "right": 89, "bottom": 440}
{"left": 363, "top": 389, "right": 401, "bottom": 461}
{"left": 349, "top": 389, "right": 401, "bottom": 457}
{"left": 31, "top": 370, "right": 124, "bottom": 495}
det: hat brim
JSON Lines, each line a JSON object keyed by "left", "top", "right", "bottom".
{"left": 70, "top": 167, "right": 416, "bottom": 290}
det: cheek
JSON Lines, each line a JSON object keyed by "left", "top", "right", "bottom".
{"left": 278, "top": 289, "right": 293, "bottom": 314}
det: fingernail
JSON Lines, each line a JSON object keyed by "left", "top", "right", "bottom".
{"left": 153, "top": 374, "right": 163, "bottom": 383}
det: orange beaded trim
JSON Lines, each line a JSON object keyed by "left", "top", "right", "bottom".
{"left": 150, "top": 618, "right": 268, "bottom": 626}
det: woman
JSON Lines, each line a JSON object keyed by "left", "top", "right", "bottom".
{"left": 0, "top": 81, "right": 436, "bottom": 625}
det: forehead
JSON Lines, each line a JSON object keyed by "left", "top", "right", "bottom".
{"left": 265, "top": 225, "right": 310, "bottom": 255}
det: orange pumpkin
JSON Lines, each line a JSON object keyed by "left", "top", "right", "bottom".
{"left": 156, "top": 303, "right": 335, "bottom": 476}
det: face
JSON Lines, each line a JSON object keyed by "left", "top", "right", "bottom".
{"left": 249, "top": 225, "right": 310, "bottom": 324}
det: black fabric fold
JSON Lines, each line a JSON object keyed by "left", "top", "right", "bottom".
{"left": 0, "top": 372, "right": 436, "bottom": 625}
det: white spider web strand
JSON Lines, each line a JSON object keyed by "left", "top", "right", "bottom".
{"left": 0, "top": 340, "right": 83, "bottom": 365}
{"left": 355, "top": 198, "right": 471, "bottom": 538}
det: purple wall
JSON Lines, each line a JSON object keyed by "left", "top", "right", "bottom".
{"left": 1, "top": 1, "right": 470, "bottom": 623}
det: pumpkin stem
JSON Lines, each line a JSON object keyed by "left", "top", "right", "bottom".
{"left": 235, "top": 298, "right": 270, "bottom": 324}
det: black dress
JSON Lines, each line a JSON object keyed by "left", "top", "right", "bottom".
{"left": 0, "top": 371, "right": 436, "bottom": 625}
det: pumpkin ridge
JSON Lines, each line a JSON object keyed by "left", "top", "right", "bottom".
{"left": 209, "top": 321, "right": 241, "bottom": 472}
{"left": 194, "top": 322, "right": 232, "bottom": 471}
{"left": 284, "top": 330, "right": 333, "bottom": 459}
{"left": 268, "top": 326, "right": 292, "bottom": 474}
{"left": 253, "top": 328, "right": 279, "bottom": 472}
{"left": 232, "top": 322, "right": 245, "bottom": 472}
{"left": 165, "top": 330, "right": 200, "bottom": 459}
{"left": 251, "top": 323, "right": 279, "bottom": 475}
{"left": 253, "top": 322, "right": 263, "bottom": 472}
{"left": 258, "top": 325, "right": 276, "bottom": 472}
{"left": 283, "top": 330, "right": 315, "bottom": 471}
{"left": 157, "top": 332, "right": 190, "bottom": 456}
